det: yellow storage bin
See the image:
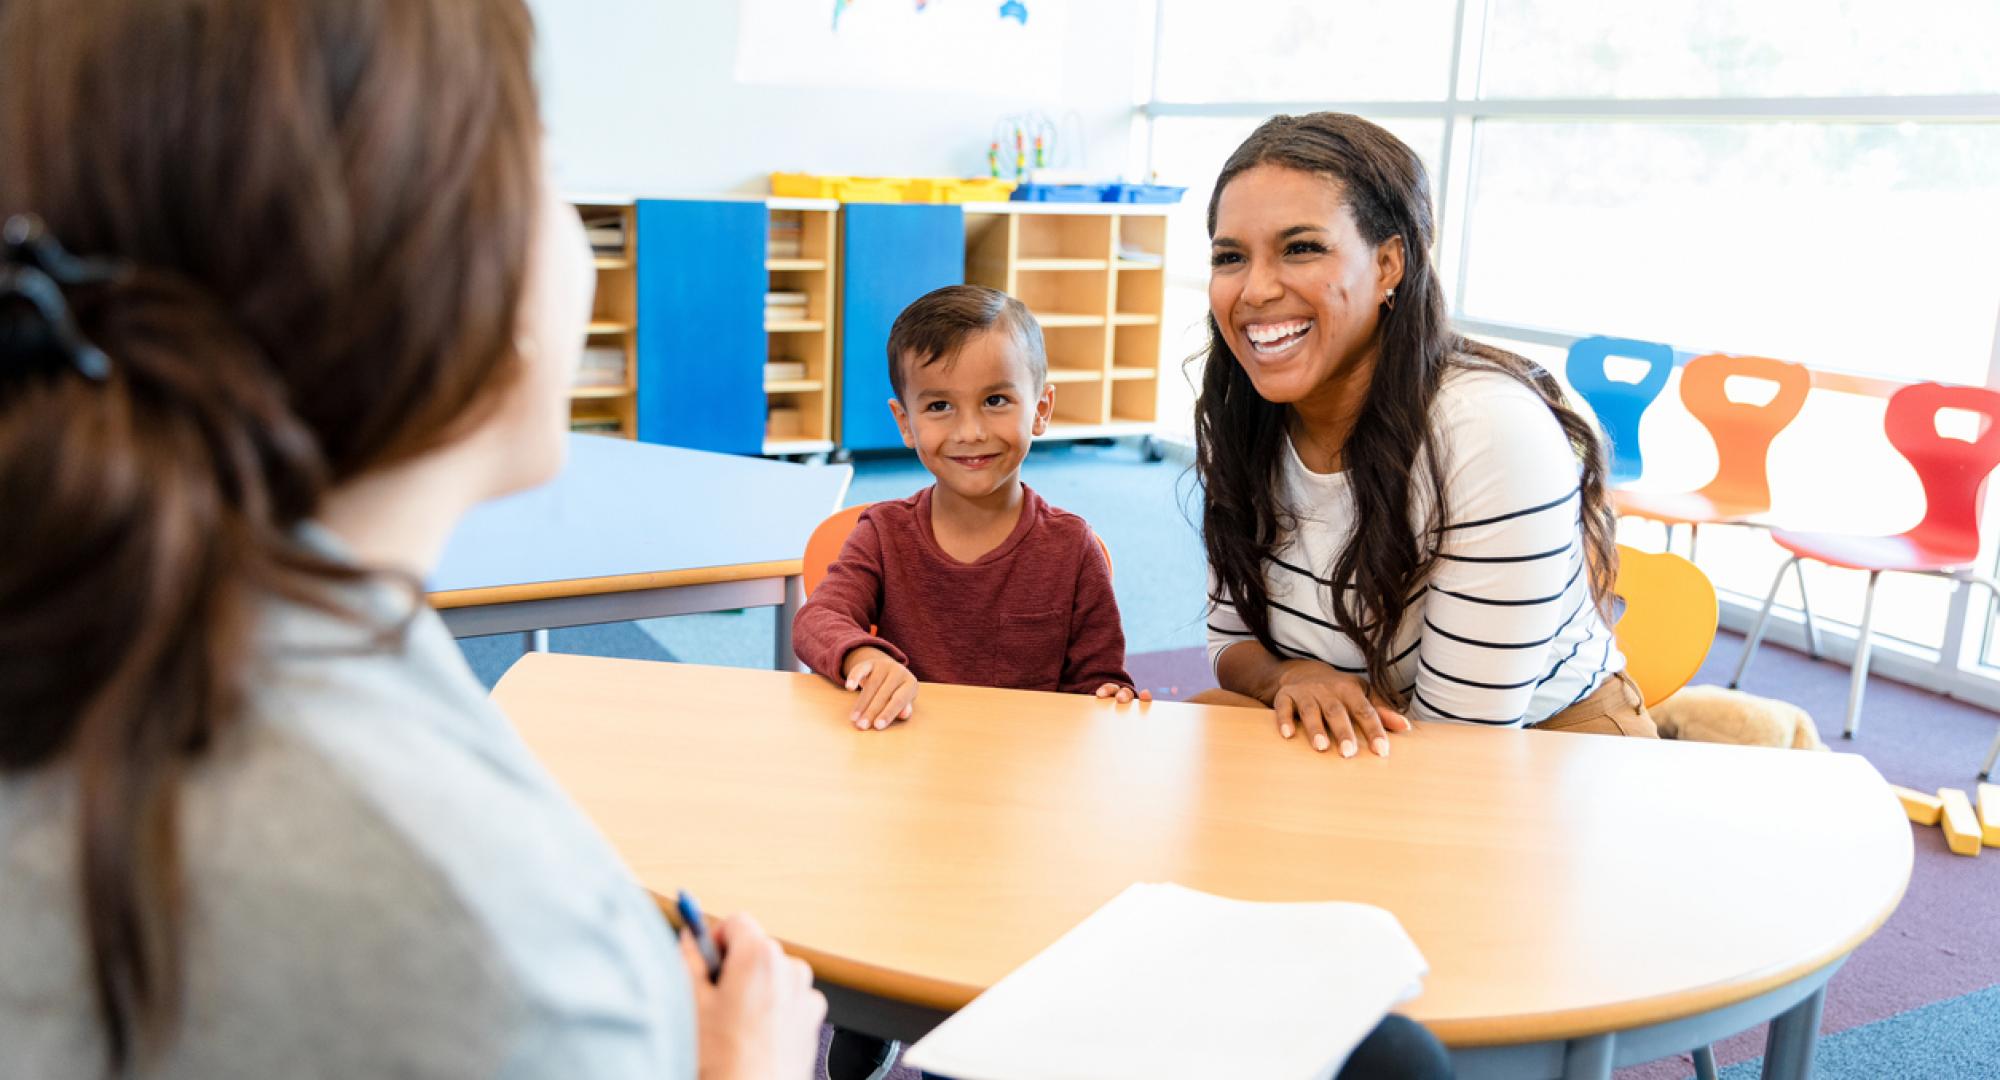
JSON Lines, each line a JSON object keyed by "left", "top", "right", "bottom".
{"left": 907, "top": 177, "right": 1018, "bottom": 203}
{"left": 772, "top": 173, "right": 1017, "bottom": 204}
{"left": 771, "top": 173, "right": 912, "bottom": 202}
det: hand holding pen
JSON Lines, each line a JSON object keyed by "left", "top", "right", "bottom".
{"left": 673, "top": 890, "right": 828, "bottom": 1080}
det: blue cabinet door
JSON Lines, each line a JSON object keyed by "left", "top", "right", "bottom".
{"left": 635, "top": 199, "right": 766, "bottom": 455}
{"left": 839, "top": 204, "right": 965, "bottom": 453}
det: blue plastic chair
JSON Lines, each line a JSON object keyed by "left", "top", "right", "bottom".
{"left": 1565, "top": 335, "right": 1675, "bottom": 484}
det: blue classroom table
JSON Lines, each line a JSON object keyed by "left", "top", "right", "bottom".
{"left": 428, "top": 434, "right": 853, "bottom": 668}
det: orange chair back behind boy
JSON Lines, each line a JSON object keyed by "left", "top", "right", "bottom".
{"left": 1680, "top": 353, "right": 1811, "bottom": 513}
{"left": 1611, "top": 544, "right": 1719, "bottom": 708}
{"left": 803, "top": 503, "right": 1111, "bottom": 598}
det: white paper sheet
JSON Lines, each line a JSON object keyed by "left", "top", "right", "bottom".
{"left": 902, "top": 883, "right": 1428, "bottom": 1080}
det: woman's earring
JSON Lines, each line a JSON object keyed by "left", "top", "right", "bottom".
{"left": 1383, "top": 288, "right": 1396, "bottom": 311}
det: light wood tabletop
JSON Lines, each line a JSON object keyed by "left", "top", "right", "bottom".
{"left": 492, "top": 653, "right": 1911, "bottom": 1048}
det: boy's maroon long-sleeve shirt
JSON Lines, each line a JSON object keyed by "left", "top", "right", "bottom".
{"left": 792, "top": 485, "right": 1135, "bottom": 693}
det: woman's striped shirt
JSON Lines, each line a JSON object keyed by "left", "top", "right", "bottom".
{"left": 1207, "top": 367, "right": 1624, "bottom": 727}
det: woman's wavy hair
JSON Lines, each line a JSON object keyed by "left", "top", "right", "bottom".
{"left": 0, "top": 0, "right": 542, "bottom": 1070}
{"left": 1195, "top": 112, "right": 1617, "bottom": 703}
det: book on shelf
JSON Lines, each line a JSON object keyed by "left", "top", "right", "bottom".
{"left": 1116, "top": 245, "right": 1164, "bottom": 267}
{"left": 766, "top": 405, "right": 804, "bottom": 438}
{"left": 574, "top": 345, "right": 625, "bottom": 387}
{"left": 764, "top": 290, "right": 809, "bottom": 306}
{"left": 764, "top": 360, "right": 808, "bottom": 382}
{"left": 583, "top": 217, "right": 625, "bottom": 254}
{"left": 570, "top": 418, "right": 621, "bottom": 434}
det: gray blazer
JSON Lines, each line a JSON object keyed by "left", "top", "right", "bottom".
{"left": 0, "top": 552, "right": 696, "bottom": 1078}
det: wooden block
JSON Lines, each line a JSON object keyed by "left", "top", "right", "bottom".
{"left": 1979, "top": 784, "right": 2000, "bottom": 848}
{"left": 1938, "top": 788, "right": 1981, "bottom": 857}
{"left": 1893, "top": 784, "right": 1943, "bottom": 826}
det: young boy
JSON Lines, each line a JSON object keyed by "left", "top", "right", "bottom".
{"left": 795, "top": 283, "right": 1146, "bottom": 1080}
{"left": 793, "top": 283, "right": 1146, "bottom": 730}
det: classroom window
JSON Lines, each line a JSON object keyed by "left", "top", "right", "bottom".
{"left": 1478, "top": 0, "right": 2000, "bottom": 99}
{"left": 1152, "top": 0, "right": 1458, "bottom": 104}
{"left": 1458, "top": 120, "right": 2000, "bottom": 386}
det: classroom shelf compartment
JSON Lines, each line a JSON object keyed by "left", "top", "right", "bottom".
{"left": 575, "top": 200, "right": 640, "bottom": 437}
{"left": 762, "top": 204, "right": 840, "bottom": 455}
{"left": 1045, "top": 367, "right": 1104, "bottom": 384}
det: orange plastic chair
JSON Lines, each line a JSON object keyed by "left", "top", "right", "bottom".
{"left": 803, "top": 504, "right": 871, "bottom": 597}
{"left": 1612, "top": 353, "right": 1811, "bottom": 555}
{"left": 1610, "top": 544, "right": 1719, "bottom": 708}
{"left": 803, "top": 502, "right": 1111, "bottom": 598}
{"left": 1730, "top": 382, "right": 2000, "bottom": 757}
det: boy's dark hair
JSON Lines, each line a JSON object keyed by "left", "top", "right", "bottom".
{"left": 886, "top": 284, "right": 1046, "bottom": 400}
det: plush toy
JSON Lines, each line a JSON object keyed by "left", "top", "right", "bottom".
{"left": 1650, "top": 684, "right": 1827, "bottom": 751}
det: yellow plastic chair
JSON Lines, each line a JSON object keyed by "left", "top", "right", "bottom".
{"left": 1612, "top": 544, "right": 1720, "bottom": 708}
{"left": 803, "top": 503, "right": 1111, "bottom": 599}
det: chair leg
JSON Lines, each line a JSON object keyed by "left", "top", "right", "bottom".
{"left": 1793, "top": 557, "right": 1823, "bottom": 660}
{"left": 1687, "top": 522, "right": 1700, "bottom": 562}
{"left": 1692, "top": 1044, "right": 1720, "bottom": 1080}
{"left": 1664, "top": 522, "right": 1677, "bottom": 554}
{"left": 1731, "top": 556, "right": 1795, "bottom": 690}
{"left": 1844, "top": 571, "right": 1882, "bottom": 740}
{"left": 1982, "top": 727, "right": 2000, "bottom": 782}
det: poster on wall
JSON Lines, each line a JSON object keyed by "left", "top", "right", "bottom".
{"left": 735, "top": 0, "right": 1068, "bottom": 95}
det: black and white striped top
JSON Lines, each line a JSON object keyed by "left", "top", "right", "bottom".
{"left": 1207, "top": 368, "right": 1623, "bottom": 728}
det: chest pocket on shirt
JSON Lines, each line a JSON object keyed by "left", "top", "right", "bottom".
{"left": 990, "top": 609, "right": 1069, "bottom": 690}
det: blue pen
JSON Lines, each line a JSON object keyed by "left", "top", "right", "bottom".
{"left": 676, "top": 890, "right": 722, "bottom": 983}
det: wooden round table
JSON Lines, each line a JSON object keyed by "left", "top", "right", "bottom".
{"left": 494, "top": 655, "right": 1912, "bottom": 1080}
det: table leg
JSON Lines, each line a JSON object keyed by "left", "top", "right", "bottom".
{"left": 523, "top": 629, "right": 550, "bottom": 654}
{"left": 775, "top": 575, "right": 805, "bottom": 672}
{"left": 1561, "top": 1033, "right": 1614, "bottom": 1080}
{"left": 1760, "top": 985, "right": 1825, "bottom": 1080}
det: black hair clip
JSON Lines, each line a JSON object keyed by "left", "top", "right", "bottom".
{"left": 1, "top": 213, "right": 126, "bottom": 381}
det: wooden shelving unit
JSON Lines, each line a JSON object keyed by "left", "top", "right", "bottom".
{"left": 572, "top": 201, "right": 639, "bottom": 438}
{"left": 962, "top": 203, "right": 1170, "bottom": 443}
{"left": 764, "top": 198, "right": 839, "bottom": 457}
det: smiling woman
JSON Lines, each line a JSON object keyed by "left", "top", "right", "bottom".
{"left": 1191, "top": 112, "right": 1649, "bottom": 757}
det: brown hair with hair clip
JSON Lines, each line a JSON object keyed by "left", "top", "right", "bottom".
{"left": 0, "top": 0, "right": 543, "bottom": 1069}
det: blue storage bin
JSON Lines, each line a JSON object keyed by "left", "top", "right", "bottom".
{"left": 1101, "top": 183, "right": 1187, "bottom": 204}
{"left": 1010, "top": 183, "right": 1107, "bottom": 203}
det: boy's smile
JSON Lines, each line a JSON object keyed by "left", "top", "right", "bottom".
{"left": 889, "top": 326, "right": 1054, "bottom": 504}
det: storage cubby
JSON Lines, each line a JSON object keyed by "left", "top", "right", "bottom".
{"left": 573, "top": 200, "right": 639, "bottom": 437}
{"left": 763, "top": 200, "right": 839, "bottom": 456}
{"left": 1052, "top": 377, "right": 1109, "bottom": 426}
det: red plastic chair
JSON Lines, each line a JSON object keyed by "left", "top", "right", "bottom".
{"left": 1612, "top": 353, "right": 1811, "bottom": 558}
{"left": 1729, "top": 383, "right": 2000, "bottom": 758}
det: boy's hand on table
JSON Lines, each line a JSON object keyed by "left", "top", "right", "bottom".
{"left": 841, "top": 646, "right": 917, "bottom": 730}
{"left": 1092, "top": 683, "right": 1152, "bottom": 705}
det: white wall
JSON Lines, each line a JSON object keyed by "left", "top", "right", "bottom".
{"left": 529, "top": 0, "right": 1152, "bottom": 196}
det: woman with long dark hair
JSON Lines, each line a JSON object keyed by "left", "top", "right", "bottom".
{"left": 0, "top": 1, "right": 822, "bottom": 1075}
{"left": 1194, "top": 112, "right": 1654, "bottom": 757}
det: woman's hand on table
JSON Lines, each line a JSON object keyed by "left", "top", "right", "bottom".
{"left": 1270, "top": 659, "right": 1410, "bottom": 758}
